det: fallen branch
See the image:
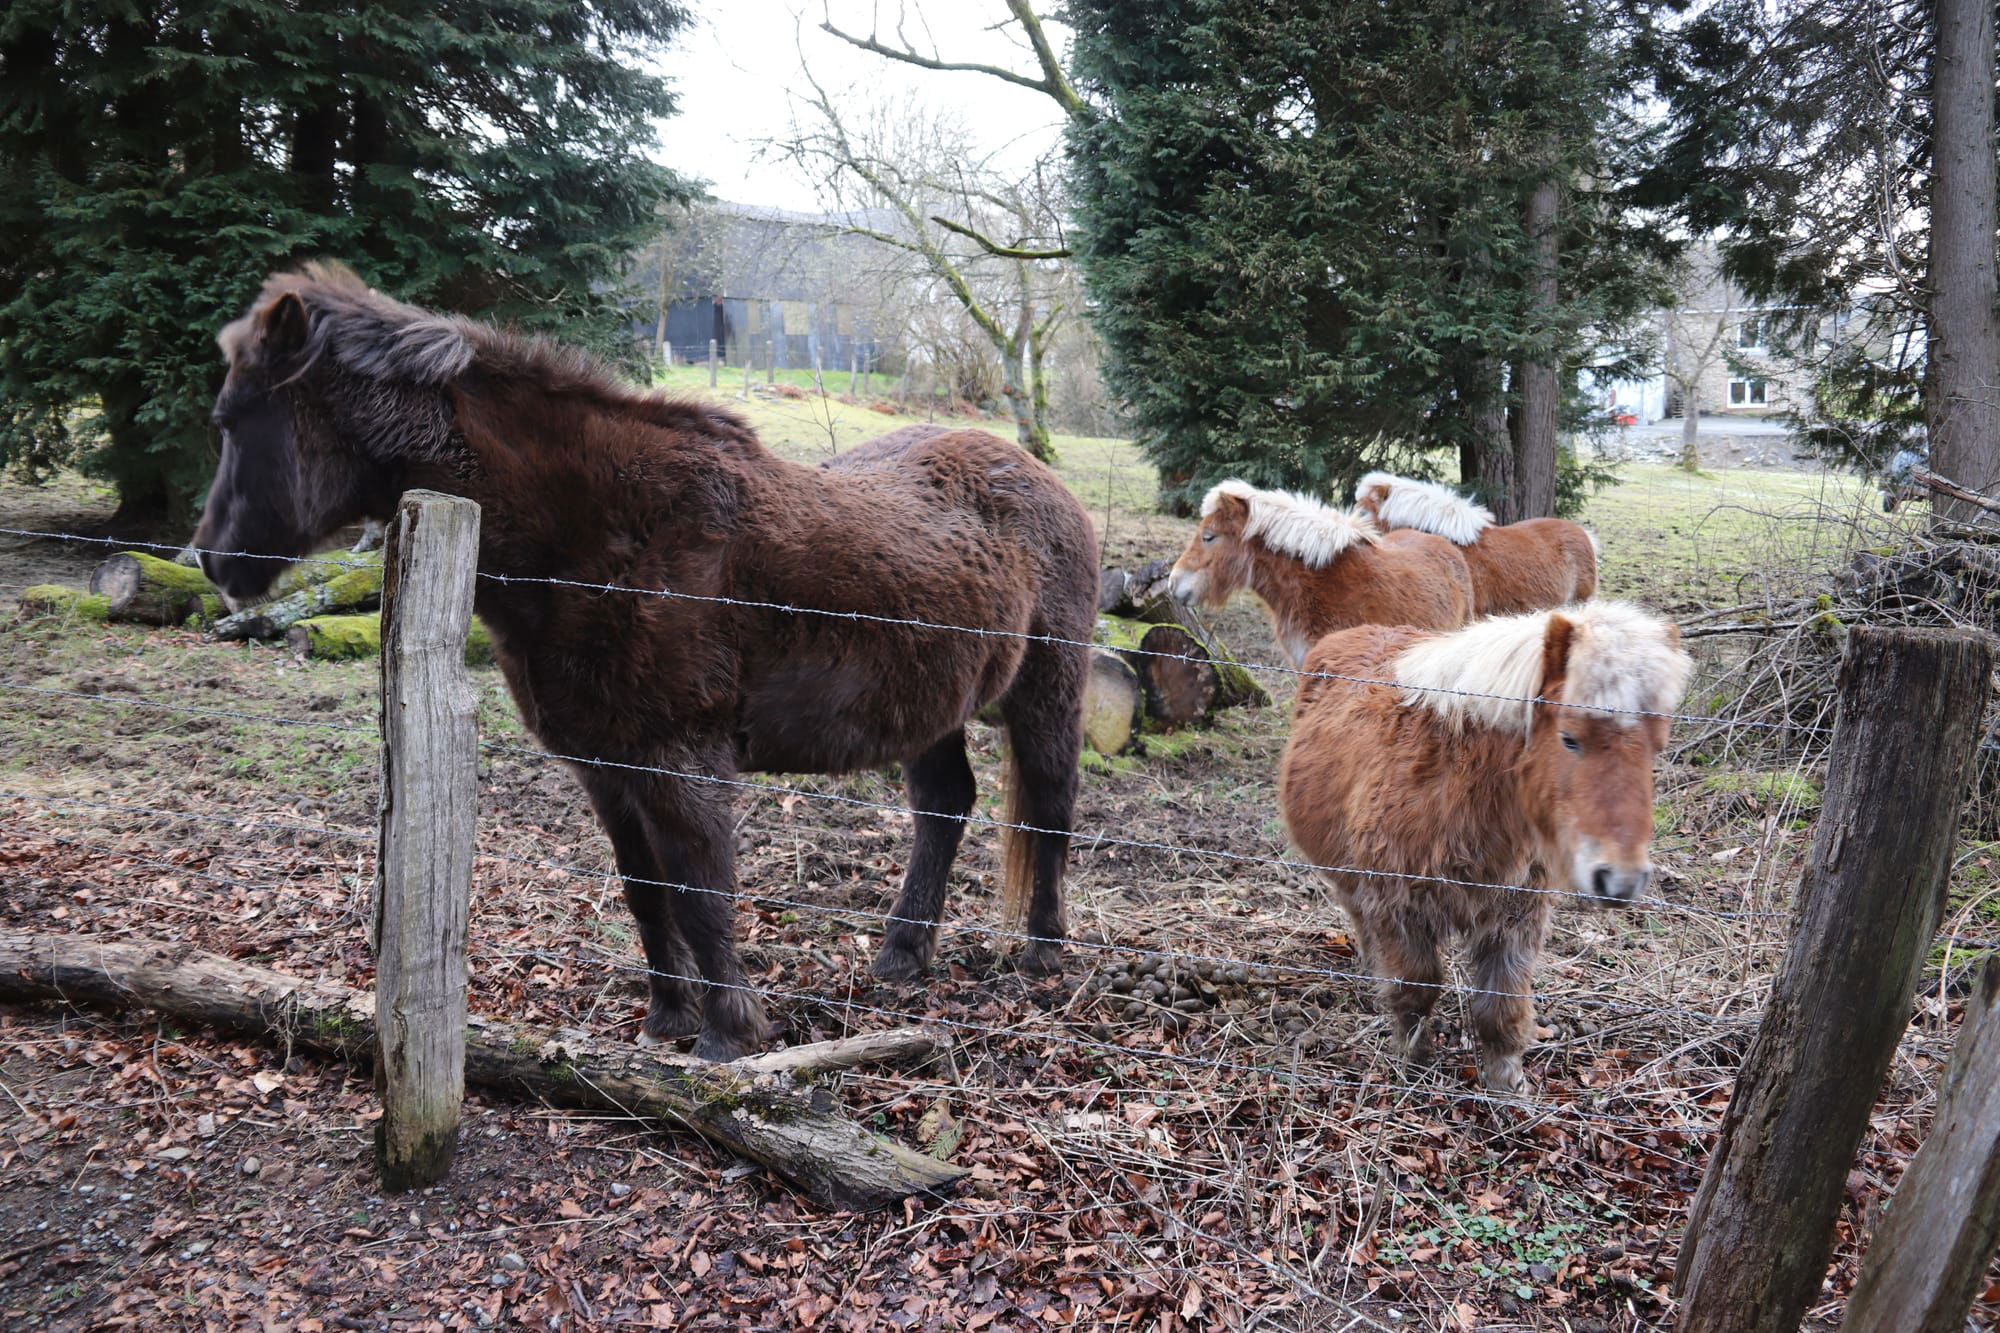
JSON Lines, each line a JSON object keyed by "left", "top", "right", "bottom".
{"left": 1680, "top": 620, "right": 1815, "bottom": 640}
{"left": 212, "top": 549, "right": 384, "bottom": 642}
{"left": 0, "top": 929, "right": 962, "bottom": 1211}
{"left": 1914, "top": 466, "right": 2000, "bottom": 517}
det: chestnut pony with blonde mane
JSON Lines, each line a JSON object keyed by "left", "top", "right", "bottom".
{"left": 1280, "top": 601, "right": 1691, "bottom": 1094}
{"left": 1168, "top": 481, "right": 1474, "bottom": 667}
{"left": 193, "top": 263, "right": 1097, "bottom": 1062}
{"left": 1354, "top": 472, "right": 1598, "bottom": 616}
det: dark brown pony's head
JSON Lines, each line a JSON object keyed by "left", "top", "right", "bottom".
{"left": 195, "top": 263, "right": 472, "bottom": 604}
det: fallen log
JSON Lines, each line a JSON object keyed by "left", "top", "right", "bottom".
{"left": 0, "top": 929, "right": 963, "bottom": 1211}
{"left": 1096, "top": 615, "right": 1215, "bottom": 728}
{"left": 212, "top": 549, "right": 384, "bottom": 641}
{"left": 16, "top": 584, "right": 109, "bottom": 623}
{"left": 288, "top": 612, "right": 495, "bottom": 666}
{"left": 1098, "top": 563, "right": 1271, "bottom": 711}
{"left": 1081, "top": 648, "right": 1144, "bottom": 756}
{"left": 88, "top": 552, "right": 225, "bottom": 626}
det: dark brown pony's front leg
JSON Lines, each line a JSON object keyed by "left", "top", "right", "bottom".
{"left": 635, "top": 770, "right": 769, "bottom": 1063}
{"left": 873, "top": 729, "right": 976, "bottom": 981}
{"left": 579, "top": 774, "right": 702, "bottom": 1041}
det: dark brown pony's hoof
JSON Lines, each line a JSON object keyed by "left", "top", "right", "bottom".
{"left": 689, "top": 1028, "right": 760, "bottom": 1064}
{"left": 1016, "top": 939, "right": 1065, "bottom": 977}
{"left": 640, "top": 1001, "right": 704, "bottom": 1043}
{"left": 870, "top": 940, "right": 932, "bottom": 982}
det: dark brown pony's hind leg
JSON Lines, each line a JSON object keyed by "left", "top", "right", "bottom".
{"left": 999, "top": 642, "right": 1085, "bottom": 975}
{"left": 581, "top": 776, "right": 702, "bottom": 1041}
{"left": 873, "top": 729, "right": 976, "bottom": 981}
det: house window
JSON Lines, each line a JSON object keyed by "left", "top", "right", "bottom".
{"left": 1728, "top": 378, "right": 1770, "bottom": 407}
{"left": 1738, "top": 315, "right": 1765, "bottom": 351}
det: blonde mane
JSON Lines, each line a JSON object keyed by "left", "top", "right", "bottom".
{"left": 1203, "top": 480, "right": 1380, "bottom": 568}
{"left": 1391, "top": 600, "right": 1692, "bottom": 736}
{"left": 1356, "top": 472, "right": 1494, "bottom": 545}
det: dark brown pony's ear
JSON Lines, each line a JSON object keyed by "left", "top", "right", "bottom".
{"left": 256, "top": 291, "right": 310, "bottom": 362}
{"left": 1540, "top": 612, "right": 1576, "bottom": 699}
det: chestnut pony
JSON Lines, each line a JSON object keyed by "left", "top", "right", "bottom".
{"left": 1280, "top": 601, "right": 1690, "bottom": 1093}
{"left": 1353, "top": 472, "right": 1598, "bottom": 616}
{"left": 195, "top": 263, "right": 1097, "bottom": 1061}
{"left": 1167, "top": 480, "right": 1474, "bottom": 667}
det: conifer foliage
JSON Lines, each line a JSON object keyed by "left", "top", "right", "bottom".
{"left": 1063, "top": 0, "right": 1667, "bottom": 517}
{"left": 0, "top": 0, "right": 693, "bottom": 518}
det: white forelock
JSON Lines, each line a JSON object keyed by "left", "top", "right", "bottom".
{"left": 1391, "top": 600, "right": 1693, "bottom": 736}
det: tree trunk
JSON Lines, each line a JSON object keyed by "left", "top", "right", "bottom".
{"left": 1514, "top": 177, "right": 1561, "bottom": 518}
{"left": 0, "top": 929, "right": 964, "bottom": 1212}
{"left": 1680, "top": 389, "right": 1702, "bottom": 471}
{"left": 1471, "top": 360, "right": 1520, "bottom": 523}
{"left": 1926, "top": 0, "right": 2000, "bottom": 525}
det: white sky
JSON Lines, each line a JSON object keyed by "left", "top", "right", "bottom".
{"left": 652, "top": 1, "right": 1070, "bottom": 211}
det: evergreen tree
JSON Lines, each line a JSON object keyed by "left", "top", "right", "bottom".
{"left": 0, "top": 0, "right": 693, "bottom": 520}
{"left": 1064, "top": 0, "right": 1668, "bottom": 516}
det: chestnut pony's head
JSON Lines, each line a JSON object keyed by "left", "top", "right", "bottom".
{"left": 1394, "top": 602, "right": 1693, "bottom": 904}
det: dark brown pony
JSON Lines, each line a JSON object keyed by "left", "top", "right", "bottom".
{"left": 1353, "top": 472, "right": 1598, "bottom": 616}
{"left": 195, "top": 263, "right": 1097, "bottom": 1061}
{"left": 1167, "top": 480, "right": 1474, "bottom": 666}
{"left": 1279, "top": 601, "right": 1690, "bottom": 1093}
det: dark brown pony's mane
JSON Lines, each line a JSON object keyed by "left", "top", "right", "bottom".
{"left": 231, "top": 260, "right": 756, "bottom": 446}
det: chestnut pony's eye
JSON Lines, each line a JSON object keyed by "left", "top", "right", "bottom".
{"left": 1561, "top": 733, "right": 1582, "bottom": 754}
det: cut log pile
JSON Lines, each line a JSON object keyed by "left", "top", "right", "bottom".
{"left": 16, "top": 547, "right": 492, "bottom": 665}
{"left": 1082, "top": 559, "right": 1270, "bottom": 757}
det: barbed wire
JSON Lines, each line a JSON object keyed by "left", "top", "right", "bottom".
{"left": 477, "top": 737, "right": 1794, "bottom": 923}
{"left": 0, "top": 788, "right": 1773, "bottom": 1026}
{"left": 0, "top": 673, "right": 1792, "bottom": 921}
{"left": 474, "top": 940, "right": 1729, "bottom": 1139}
{"left": 0, "top": 523, "right": 1835, "bottom": 735}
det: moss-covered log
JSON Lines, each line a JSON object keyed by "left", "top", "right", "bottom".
{"left": 288, "top": 612, "right": 494, "bottom": 667}
{"left": 212, "top": 549, "right": 384, "bottom": 641}
{"left": 88, "top": 552, "right": 225, "bottom": 626}
{"left": 15, "top": 584, "right": 110, "bottom": 623}
{"left": 0, "top": 929, "right": 963, "bottom": 1212}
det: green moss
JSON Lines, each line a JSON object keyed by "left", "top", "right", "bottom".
{"left": 18, "top": 584, "right": 110, "bottom": 622}
{"left": 294, "top": 613, "right": 382, "bottom": 660}
{"left": 465, "top": 617, "right": 495, "bottom": 668}
{"left": 1699, "top": 770, "right": 1822, "bottom": 811}
{"left": 116, "top": 550, "right": 216, "bottom": 596}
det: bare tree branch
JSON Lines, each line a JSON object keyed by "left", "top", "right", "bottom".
{"left": 819, "top": 0, "right": 1086, "bottom": 122}
{"left": 929, "top": 214, "right": 1071, "bottom": 260}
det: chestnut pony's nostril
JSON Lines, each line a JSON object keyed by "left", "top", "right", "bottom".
{"left": 1592, "top": 865, "right": 1613, "bottom": 899}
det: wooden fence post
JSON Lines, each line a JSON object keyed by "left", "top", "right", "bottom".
{"left": 1674, "top": 626, "right": 1995, "bottom": 1333}
{"left": 1842, "top": 953, "right": 2000, "bottom": 1332}
{"left": 707, "top": 337, "right": 718, "bottom": 388}
{"left": 374, "top": 489, "right": 482, "bottom": 1192}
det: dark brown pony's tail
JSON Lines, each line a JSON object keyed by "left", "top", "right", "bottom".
{"left": 999, "top": 736, "right": 1036, "bottom": 935}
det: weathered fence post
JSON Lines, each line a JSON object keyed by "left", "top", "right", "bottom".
{"left": 741, "top": 345, "right": 752, "bottom": 399}
{"left": 707, "top": 337, "right": 718, "bottom": 388}
{"left": 1674, "top": 626, "right": 1995, "bottom": 1333}
{"left": 374, "top": 489, "right": 482, "bottom": 1192}
{"left": 1842, "top": 952, "right": 2000, "bottom": 1332}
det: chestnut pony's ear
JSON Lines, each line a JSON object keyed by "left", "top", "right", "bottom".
{"left": 1663, "top": 621, "right": 1683, "bottom": 651}
{"left": 1540, "top": 612, "right": 1576, "bottom": 700}
{"left": 256, "top": 291, "right": 310, "bottom": 362}
{"left": 1210, "top": 492, "right": 1249, "bottom": 525}
{"left": 1358, "top": 482, "right": 1390, "bottom": 513}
